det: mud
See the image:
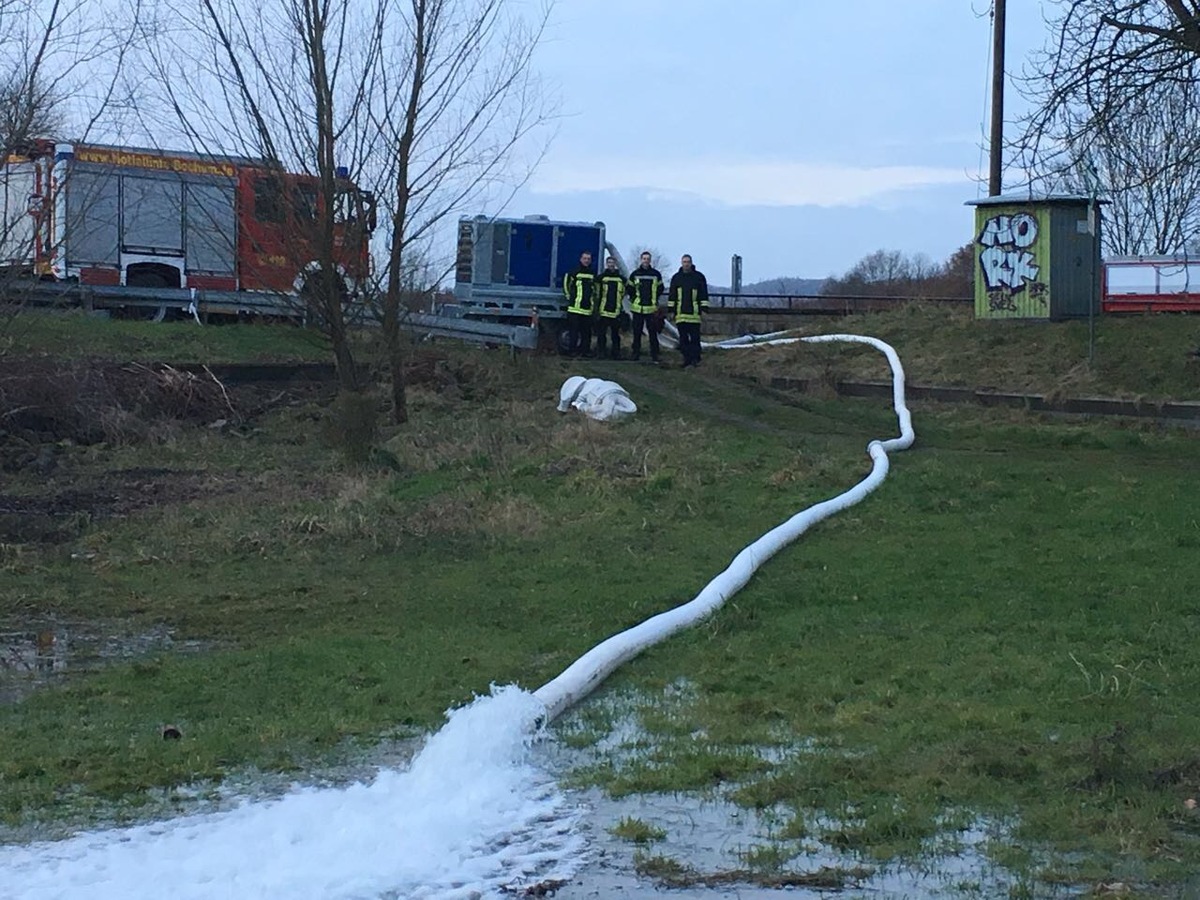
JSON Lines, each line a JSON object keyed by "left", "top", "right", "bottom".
{"left": 0, "top": 355, "right": 329, "bottom": 543}
{"left": 0, "top": 467, "right": 250, "bottom": 543}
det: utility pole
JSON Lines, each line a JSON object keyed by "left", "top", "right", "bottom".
{"left": 989, "top": 0, "right": 1006, "bottom": 196}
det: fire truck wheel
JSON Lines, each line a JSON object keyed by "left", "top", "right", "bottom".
{"left": 555, "top": 324, "right": 572, "bottom": 354}
{"left": 535, "top": 321, "right": 571, "bottom": 354}
{"left": 297, "top": 269, "right": 351, "bottom": 321}
{"left": 121, "top": 270, "right": 177, "bottom": 321}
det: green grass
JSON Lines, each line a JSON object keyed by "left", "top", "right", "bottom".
{"left": 710, "top": 301, "right": 1200, "bottom": 401}
{"left": 1, "top": 317, "right": 1199, "bottom": 894}
{"left": 1, "top": 309, "right": 331, "bottom": 362}
{"left": 608, "top": 816, "right": 666, "bottom": 844}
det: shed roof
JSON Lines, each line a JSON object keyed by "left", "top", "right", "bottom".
{"left": 966, "top": 193, "right": 1106, "bottom": 207}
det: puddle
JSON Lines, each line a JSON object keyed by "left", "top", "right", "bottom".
{"left": 541, "top": 790, "right": 1025, "bottom": 900}
{"left": 538, "top": 687, "right": 1033, "bottom": 899}
{"left": 0, "top": 620, "right": 206, "bottom": 704}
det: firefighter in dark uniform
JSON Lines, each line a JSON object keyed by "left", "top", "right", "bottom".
{"left": 627, "top": 251, "right": 663, "bottom": 362}
{"left": 669, "top": 254, "right": 708, "bottom": 368}
{"left": 563, "top": 250, "right": 598, "bottom": 357}
{"left": 595, "top": 256, "right": 625, "bottom": 359}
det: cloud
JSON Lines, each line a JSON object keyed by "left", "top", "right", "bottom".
{"left": 528, "top": 156, "right": 972, "bottom": 208}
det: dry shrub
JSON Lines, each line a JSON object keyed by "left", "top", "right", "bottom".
{"left": 546, "top": 415, "right": 672, "bottom": 481}
{"left": 0, "top": 358, "right": 236, "bottom": 446}
{"left": 765, "top": 451, "right": 843, "bottom": 488}
{"left": 331, "top": 474, "right": 376, "bottom": 509}
{"left": 94, "top": 405, "right": 186, "bottom": 445}
{"left": 1044, "top": 360, "right": 1102, "bottom": 405}
{"left": 280, "top": 474, "right": 547, "bottom": 548}
{"left": 480, "top": 494, "right": 546, "bottom": 538}
{"left": 388, "top": 397, "right": 557, "bottom": 473}
{"left": 788, "top": 362, "right": 836, "bottom": 401}
{"left": 400, "top": 346, "right": 536, "bottom": 403}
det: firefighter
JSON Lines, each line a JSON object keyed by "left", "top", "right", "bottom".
{"left": 627, "top": 250, "right": 664, "bottom": 362}
{"left": 563, "top": 250, "right": 598, "bottom": 357}
{"left": 595, "top": 256, "right": 626, "bottom": 359}
{"left": 669, "top": 253, "right": 709, "bottom": 368}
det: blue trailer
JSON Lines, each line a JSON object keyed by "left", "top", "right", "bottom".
{"left": 449, "top": 215, "right": 626, "bottom": 347}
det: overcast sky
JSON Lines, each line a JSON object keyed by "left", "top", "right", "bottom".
{"left": 506, "top": 0, "right": 1050, "bottom": 284}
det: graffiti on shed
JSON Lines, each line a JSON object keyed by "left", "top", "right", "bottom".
{"left": 975, "top": 208, "right": 1050, "bottom": 318}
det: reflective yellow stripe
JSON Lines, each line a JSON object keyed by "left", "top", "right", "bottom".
{"left": 567, "top": 273, "right": 596, "bottom": 314}
{"left": 630, "top": 274, "right": 659, "bottom": 313}
{"left": 674, "top": 286, "right": 703, "bottom": 323}
{"left": 598, "top": 275, "right": 623, "bottom": 317}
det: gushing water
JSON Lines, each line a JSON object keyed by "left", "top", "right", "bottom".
{"left": 0, "top": 686, "right": 585, "bottom": 900}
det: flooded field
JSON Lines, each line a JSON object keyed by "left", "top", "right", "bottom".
{"left": 549, "top": 789, "right": 1022, "bottom": 899}
{"left": 540, "top": 690, "right": 1032, "bottom": 899}
{"left": 0, "top": 619, "right": 208, "bottom": 704}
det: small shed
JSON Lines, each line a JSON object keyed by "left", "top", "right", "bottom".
{"left": 966, "top": 194, "right": 1103, "bottom": 320}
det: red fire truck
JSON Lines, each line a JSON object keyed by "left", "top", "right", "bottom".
{"left": 0, "top": 139, "right": 375, "bottom": 301}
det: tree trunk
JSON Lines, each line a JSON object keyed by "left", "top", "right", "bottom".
{"left": 382, "top": 298, "right": 407, "bottom": 424}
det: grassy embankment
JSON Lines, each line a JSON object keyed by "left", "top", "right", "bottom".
{"left": 1, "top": 307, "right": 1198, "bottom": 894}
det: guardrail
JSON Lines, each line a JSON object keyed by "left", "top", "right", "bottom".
{"left": 402, "top": 312, "right": 538, "bottom": 350}
{"left": 706, "top": 293, "right": 972, "bottom": 314}
{"left": 3, "top": 278, "right": 302, "bottom": 320}
{"left": 3, "top": 279, "right": 538, "bottom": 349}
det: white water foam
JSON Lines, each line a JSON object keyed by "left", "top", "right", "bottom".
{"left": 0, "top": 685, "right": 585, "bottom": 900}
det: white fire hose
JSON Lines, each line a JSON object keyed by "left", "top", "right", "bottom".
{"left": 534, "top": 334, "right": 914, "bottom": 723}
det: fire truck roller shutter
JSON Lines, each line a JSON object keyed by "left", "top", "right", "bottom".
{"left": 65, "top": 168, "right": 120, "bottom": 266}
{"left": 122, "top": 175, "right": 184, "bottom": 255}
{"left": 185, "top": 182, "right": 236, "bottom": 274}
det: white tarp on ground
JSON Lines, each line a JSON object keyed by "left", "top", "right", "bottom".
{"left": 557, "top": 376, "right": 637, "bottom": 421}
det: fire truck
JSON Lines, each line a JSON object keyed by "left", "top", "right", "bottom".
{"left": 0, "top": 139, "right": 376, "bottom": 316}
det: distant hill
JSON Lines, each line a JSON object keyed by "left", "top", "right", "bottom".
{"left": 721, "top": 276, "right": 828, "bottom": 296}
{"left": 745, "top": 276, "right": 827, "bottom": 295}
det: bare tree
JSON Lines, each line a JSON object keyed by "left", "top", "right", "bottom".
{"left": 1073, "top": 83, "right": 1200, "bottom": 254}
{"left": 1022, "top": 2, "right": 1200, "bottom": 132}
{"left": 1017, "top": 2, "right": 1200, "bottom": 252}
{"left": 371, "top": 0, "right": 555, "bottom": 424}
{"left": 144, "top": 0, "right": 386, "bottom": 394}
{"left": 627, "top": 245, "right": 672, "bottom": 276}
{"left": 1, "top": 0, "right": 143, "bottom": 332}
{"left": 820, "top": 246, "right": 972, "bottom": 299}
{"left": 0, "top": 4, "right": 59, "bottom": 157}
{"left": 864, "top": 250, "right": 912, "bottom": 285}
